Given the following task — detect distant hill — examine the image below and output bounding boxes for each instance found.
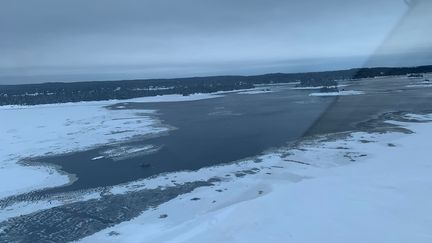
[1,65,431,106]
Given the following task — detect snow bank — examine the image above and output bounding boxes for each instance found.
[309,90,364,96]
[81,114,432,243]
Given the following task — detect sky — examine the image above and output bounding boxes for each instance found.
[0,0,431,84]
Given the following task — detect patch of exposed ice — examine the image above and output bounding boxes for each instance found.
[309,90,364,96]
[0,190,101,222]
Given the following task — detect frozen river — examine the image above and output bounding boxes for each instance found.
[34,76,432,194]
[41,85,333,193]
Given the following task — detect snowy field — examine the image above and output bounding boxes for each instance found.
[0,93,220,199]
[80,113,432,243]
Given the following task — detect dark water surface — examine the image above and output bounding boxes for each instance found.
[41,86,334,194]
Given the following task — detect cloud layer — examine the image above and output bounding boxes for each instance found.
[1,0,430,83]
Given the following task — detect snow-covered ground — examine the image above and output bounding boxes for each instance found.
[309,90,365,96]
[0,93,220,199]
[81,114,432,243]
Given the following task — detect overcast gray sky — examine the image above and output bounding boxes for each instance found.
[0,0,431,84]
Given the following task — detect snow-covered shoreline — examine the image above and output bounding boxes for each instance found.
[80,112,432,243]
[0,93,221,199]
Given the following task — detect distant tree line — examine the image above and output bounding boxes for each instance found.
[0,65,431,106]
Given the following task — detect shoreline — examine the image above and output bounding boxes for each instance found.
[79,111,432,243]
[2,110,431,242]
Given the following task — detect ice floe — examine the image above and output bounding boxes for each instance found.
[100,145,161,161]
